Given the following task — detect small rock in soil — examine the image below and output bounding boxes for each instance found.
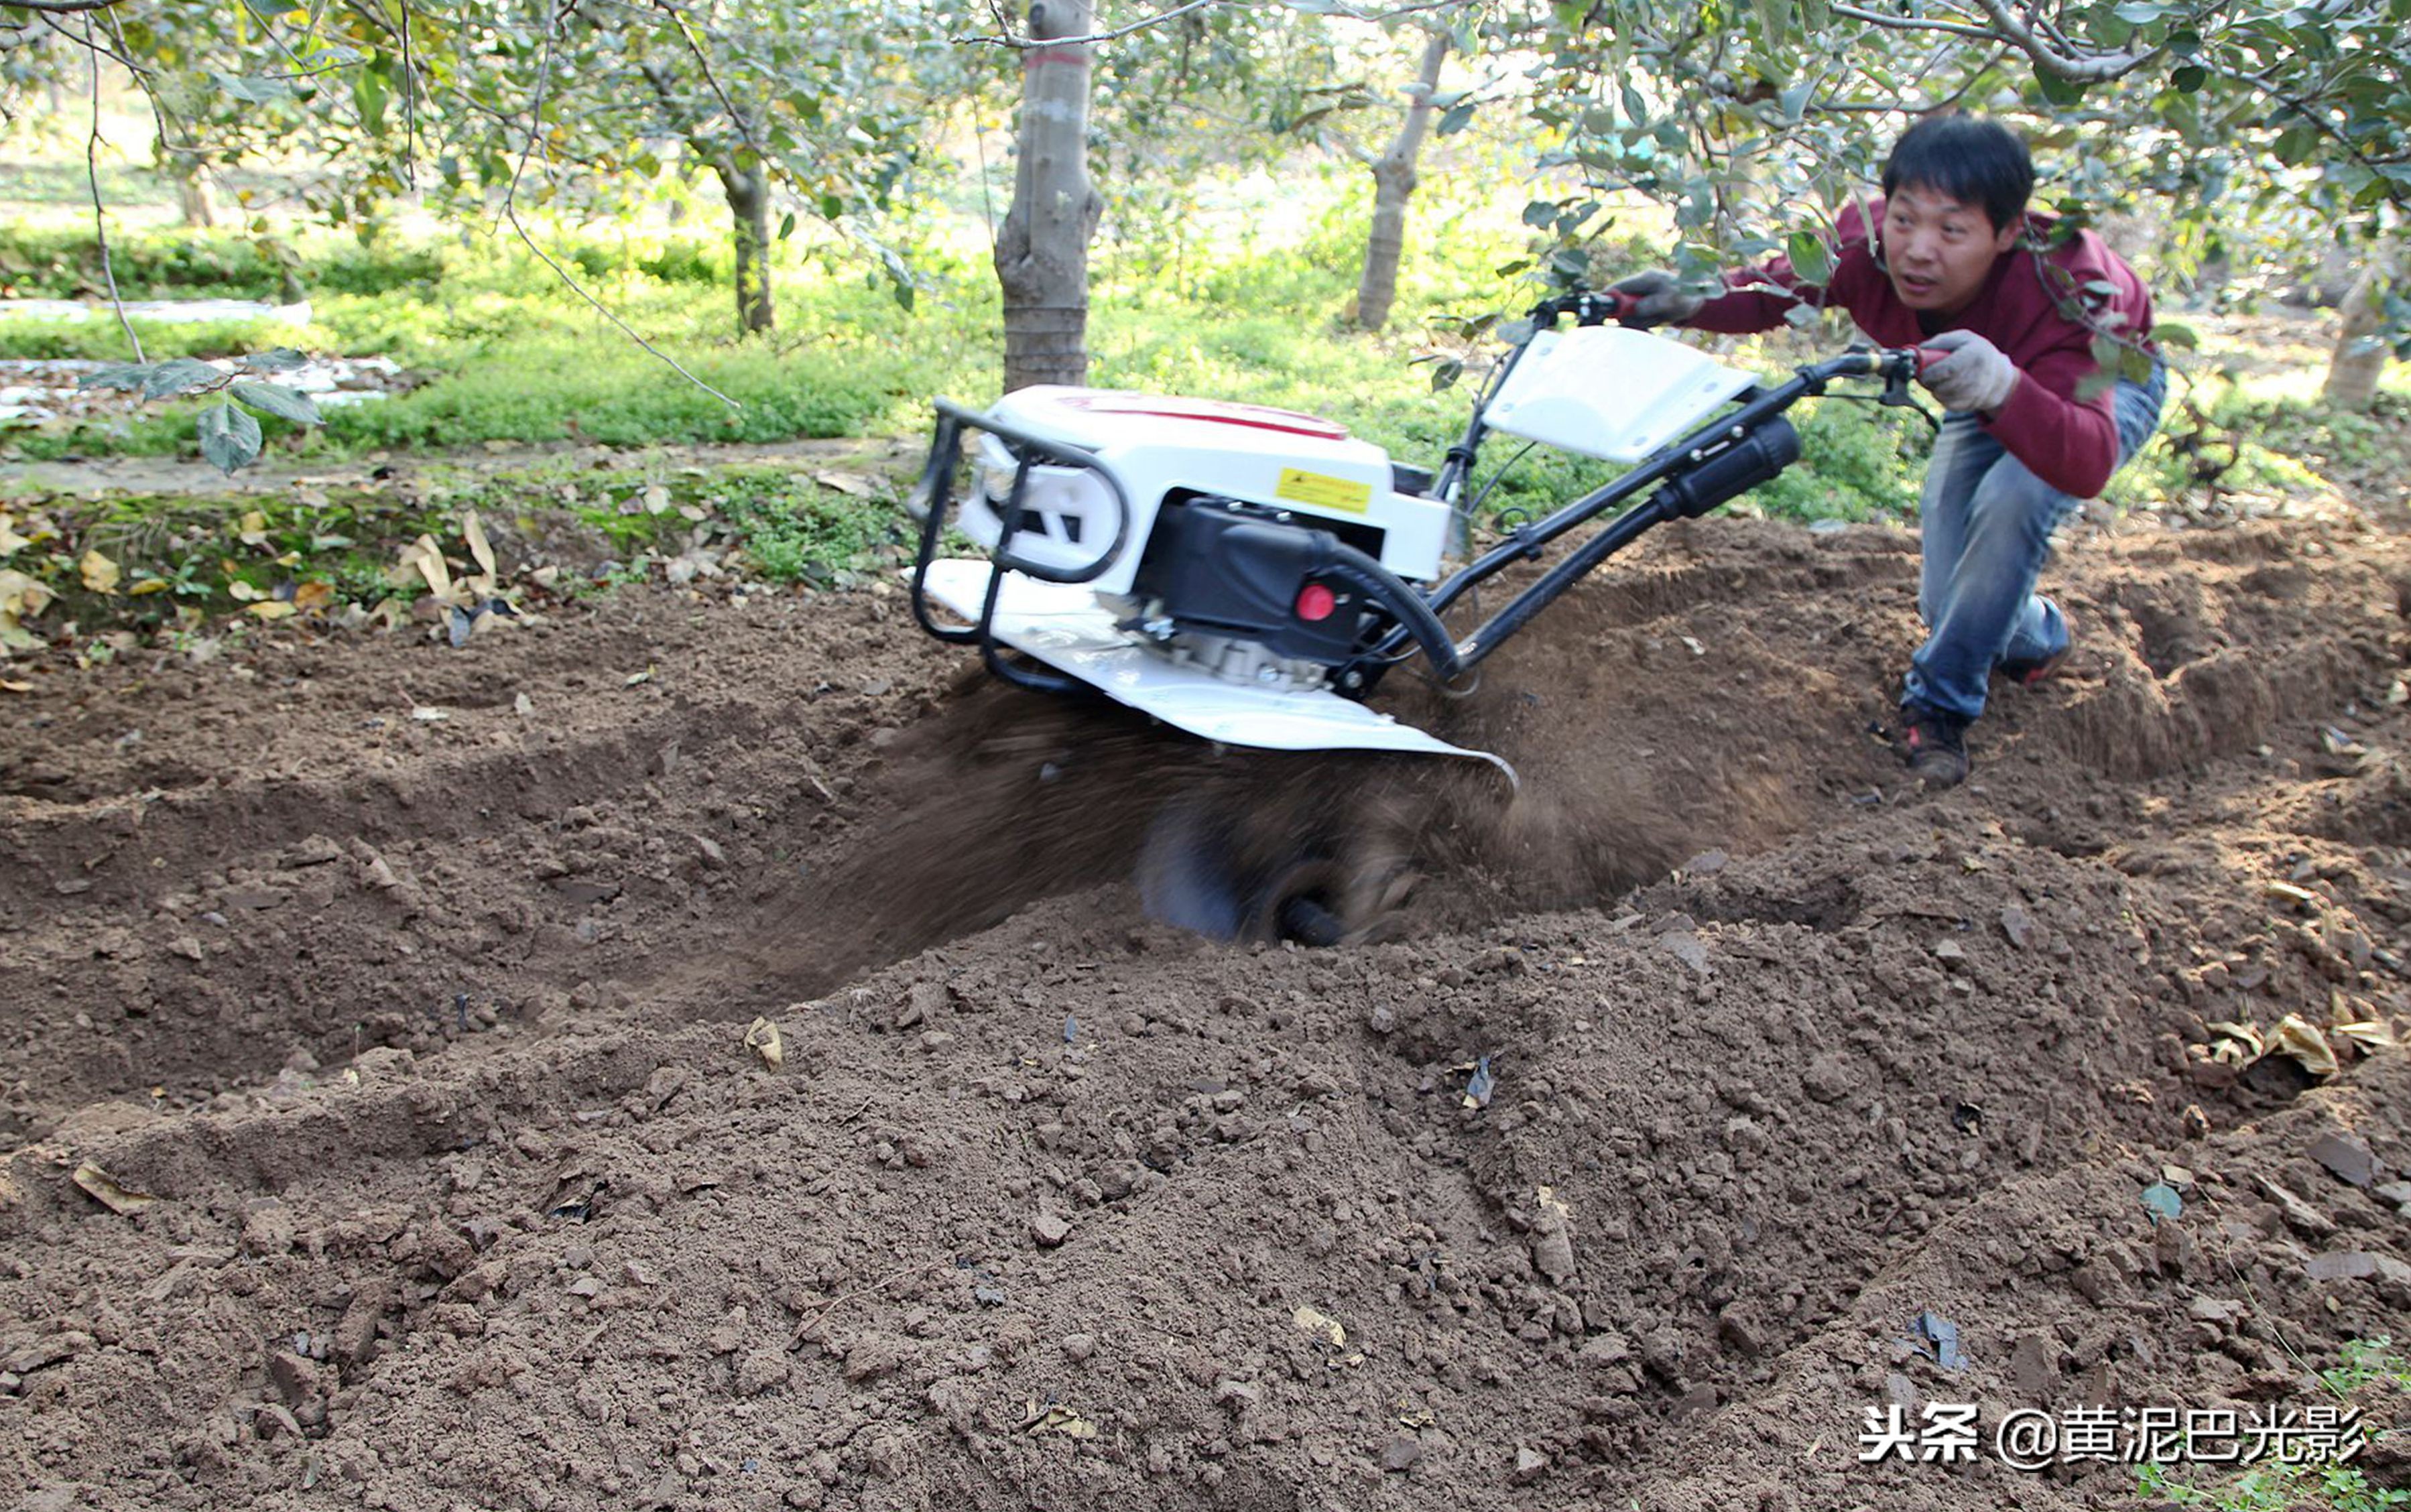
[1380,1432,1422,1472]
[2308,1132,2379,1188]
[1030,1212,1070,1249]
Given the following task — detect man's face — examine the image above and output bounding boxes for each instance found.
[1879,182,2020,315]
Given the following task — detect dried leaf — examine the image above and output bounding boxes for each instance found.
[814,470,876,497]
[2274,1014,2341,1078]
[462,509,497,580]
[2265,881,2321,911]
[743,1017,784,1071]
[293,581,334,611]
[72,1162,155,1215]
[642,484,672,515]
[247,601,296,620]
[0,569,54,619]
[625,666,655,687]
[0,514,29,555]
[2335,1020,2396,1053]
[0,679,32,694]
[79,548,120,594]
[238,510,269,546]
[1293,1306,1347,1348]
[227,580,263,603]
[127,578,170,596]
[1021,1404,1098,1439]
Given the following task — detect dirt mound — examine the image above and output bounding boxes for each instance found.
[4,510,2410,1509]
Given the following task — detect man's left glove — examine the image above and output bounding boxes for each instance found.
[1917,330,2020,415]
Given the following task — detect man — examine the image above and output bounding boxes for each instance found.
[1611,113,2164,787]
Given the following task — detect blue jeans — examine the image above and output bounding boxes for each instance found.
[1902,364,2167,724]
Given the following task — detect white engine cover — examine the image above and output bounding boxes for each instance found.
[954,387,1452,595]
[1482,326,1756,463]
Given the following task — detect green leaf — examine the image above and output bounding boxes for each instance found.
[1755,0,1789,46]
[2111,0,2165,20]
[209,72,294,105]
[1522,198,1561,229]
[2074,371,2115,401]
[778,211,797,241]
[2171,63,2207,92]
[1428,357,1465,392]
[356,68,389,136]
[196,401,264,475]
[1786,230,1833,286]
[241,348,308,373]
[1437,102,1475,135]
[78,363,150,393]
[2149,320,2199,349]
[1779,81,1812,123]
[2036,71,2087,107]
[143,357,225,399]
[231,380,323,426]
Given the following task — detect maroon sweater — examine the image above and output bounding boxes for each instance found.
[1688,198,2156,497]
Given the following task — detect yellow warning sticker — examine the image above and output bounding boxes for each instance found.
[1276,468,1372,515]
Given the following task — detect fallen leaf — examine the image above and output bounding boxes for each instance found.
[1293,1306,1347,1348]
[0,513,29,555]
[72,1162,155,1215]
[0,568,53,619]
[127,578,170,596]
[79,548,120,594]
[1021,1404,1099,1439]
[247,601,296,620]
[2265,881,2321,911]
[0,679,31,693]
[2274,1014,2341,1078]
[239,511,269,546]
[2335,1020,2396,1054]
[462,510,497,580]
[743,1017,784,1072]
[227,580,263,602]
[678,504,707,521]
[642,484,672,515]
[814,470,876,497]
[625,666,655,687]
[293,581,334,611]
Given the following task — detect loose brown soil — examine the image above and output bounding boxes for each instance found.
[5,496,2411,1511]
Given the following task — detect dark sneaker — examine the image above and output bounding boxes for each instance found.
[1896,702,1970,788]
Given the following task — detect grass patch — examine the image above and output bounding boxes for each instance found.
[2126,1338,2411,1511]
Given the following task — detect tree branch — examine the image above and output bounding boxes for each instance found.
[80,15,140,363]
[1827,3,1996,42]
[4,0,126,13]
[503,0,739,409]
[1967,0,2158,82]
[955,0,1220,50]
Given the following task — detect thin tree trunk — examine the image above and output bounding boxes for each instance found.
[1353,30,1449,332]
[995,0,1102,391]
[172,149,217,230]
[2323,251,2394,411]
[715,159,776,336]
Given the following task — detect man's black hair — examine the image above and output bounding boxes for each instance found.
[1881,115,2034,231]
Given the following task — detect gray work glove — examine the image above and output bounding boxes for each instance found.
[1918,329,2020,415]
[1607,270,1704,330]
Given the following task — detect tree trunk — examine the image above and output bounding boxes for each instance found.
[1353,31,1449,332]
[995,0,1102,391]
[172,149,218,230]
[714,158,776,337]
[2323,251,2394,412]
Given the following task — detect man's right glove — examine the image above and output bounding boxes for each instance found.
[1607,271,1704,330]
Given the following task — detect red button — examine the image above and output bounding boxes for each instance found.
[1295,582,1336,621]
